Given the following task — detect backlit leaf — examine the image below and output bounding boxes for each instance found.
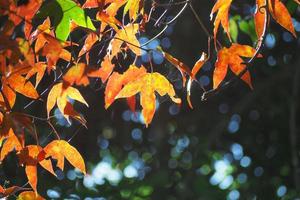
[210,0,233,42]
[187,52,208,108]
[116,72,181,126]
[17,191,45,200]
[18,145,55,192]
[47,83,88,124]
[43,140,86,174]
[38,0,96,41]
[268,0,296,37]
[109,23,142,58]
[105,65,147,109]
[213,44,262,89]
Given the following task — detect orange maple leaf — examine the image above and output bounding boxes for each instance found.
[78,32,99,62]
[268,0,296,37]
[30,17,53,52]
[98,55,115,83]
[25,62,47,87]
[18,145,55,192]
[63,63,104,87]
[1,65,39,109]
[82,0,106,9]
[40,34,72,71]
[0,129,23,161]
[254,0,296,42]
[213,44,262,89]
[115,72,181,126]
[108,23,142,58]
[210,0,233,42]
[30,18,71,71]
[254,0,267,42]
[47,83,88,124]
[43,140,86,174]
[105,65,147,109]
[8,0,42,39]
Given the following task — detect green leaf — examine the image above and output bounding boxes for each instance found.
[38,0,95,41]
[286,0,298,14]
[238,19,257,43]
[229,18,238,42]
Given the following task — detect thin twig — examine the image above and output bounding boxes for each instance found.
[142,1,189,47]
[47,120,60,140]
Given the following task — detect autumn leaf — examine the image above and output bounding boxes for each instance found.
[78,32,99,61]
[0,129,23,161]
[47,83,88,124]
[63,63,104,87]
[39,34,72,70]
[124,0,143,21]
[187,52,208,108]
[30,17,55,52]
[268,0,296,37]
[30,19,72,70]
[162,50,192,87]
[115,72,181,126]
[25,62,47,87]
[38,0,96,41]
[98,55,115,83]
[254,0,267,42]
[254,0,296,41]
[82,0,105,9]
[0,185,30,198]
[1,65,39,108]
[18,145,55,192]
[17,191,45,200]
[210,0,233,42]
[105,65,147,109]
[30,17,53,53]
[127,95,136,113]
[96,0,127,31]
[8,0,42,38]
[43,140,86,174]
[0,111,34,139]
[97,10,122,32]
[109,23,142,58]
[213,43,262,89]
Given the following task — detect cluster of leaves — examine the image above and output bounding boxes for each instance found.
[0,0,298,198]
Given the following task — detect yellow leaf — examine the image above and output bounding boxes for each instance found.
[47,83,88,124]
[116,72,181,126]
[44,140,86,174]
[109,23,141,58]
[105,65,147,109]
[213,44,262,89]
[18,191,45,200]
[210,0,233,42]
